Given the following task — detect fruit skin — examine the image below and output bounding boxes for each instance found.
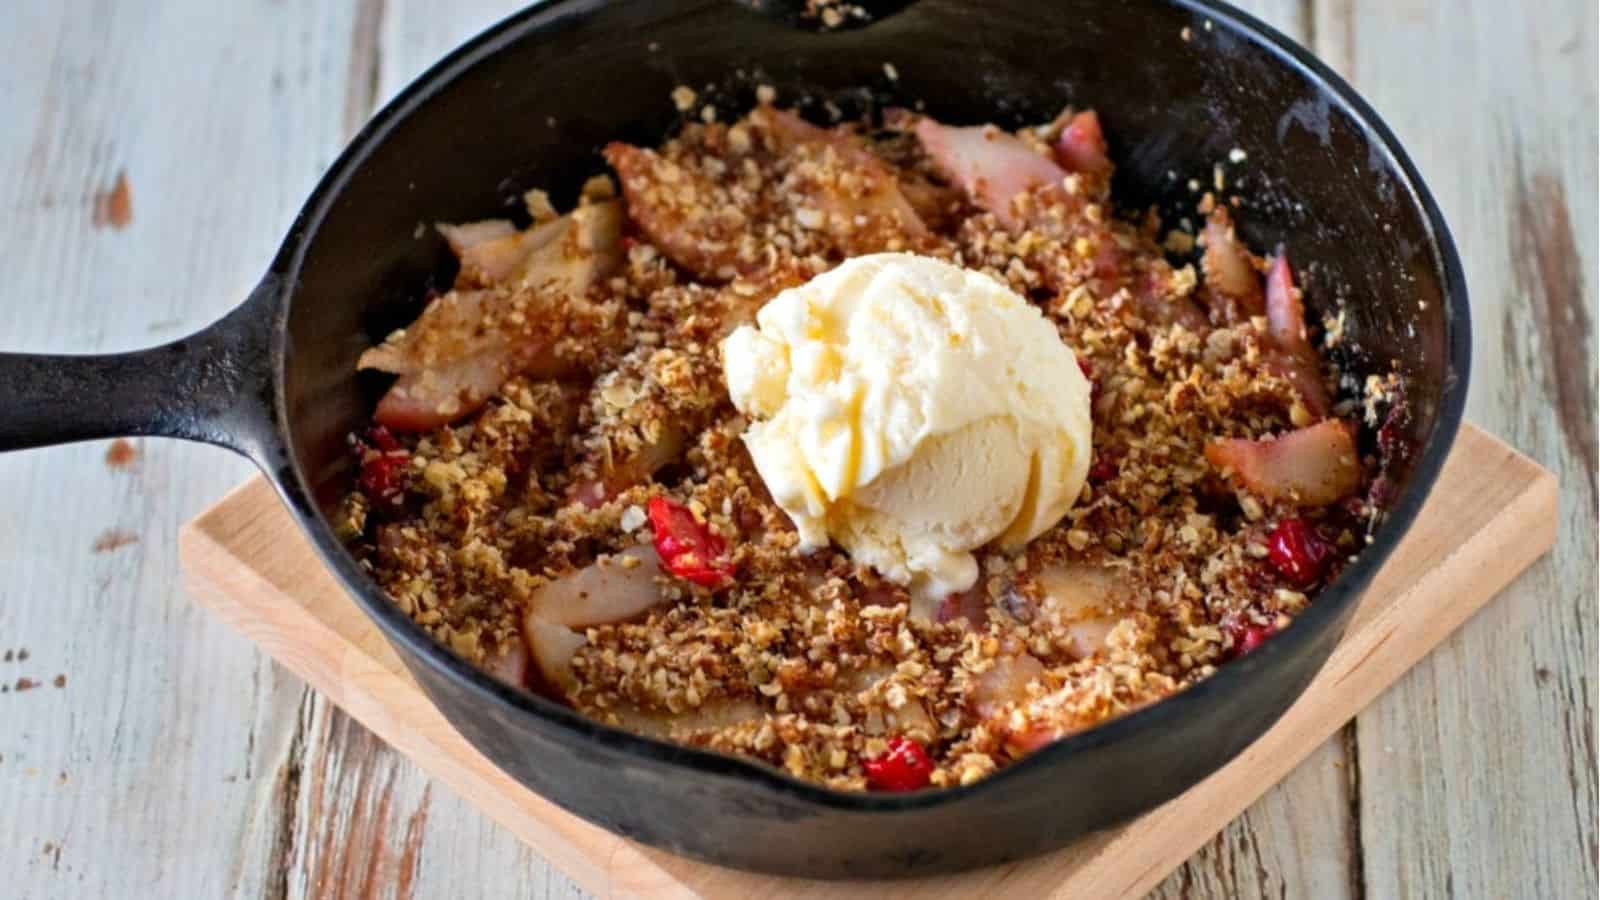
[936,586,988,629]
[357,426,409,506]
[1239,623,1273,655]
[1224,617,1276,658]
[647,496,733,587]
[864,736,935,792]
[1087,453,1119,483]
[1266,518,1334,588]
[1204,420,1361,507]
[1053,110,1111,177]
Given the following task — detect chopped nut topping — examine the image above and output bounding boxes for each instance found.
[344,99,1387,791]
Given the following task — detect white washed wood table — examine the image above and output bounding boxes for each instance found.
[0,2,1593,897]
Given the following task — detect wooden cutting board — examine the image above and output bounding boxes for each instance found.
[179,423,1555,899]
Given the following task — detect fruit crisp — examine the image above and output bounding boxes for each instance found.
[340,97,1405,792]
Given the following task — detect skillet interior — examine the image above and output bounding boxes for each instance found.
[272,0,1467,877]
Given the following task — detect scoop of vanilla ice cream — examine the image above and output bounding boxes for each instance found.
[722,252,1093,607]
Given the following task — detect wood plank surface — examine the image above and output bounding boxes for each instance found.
[264,4,603,898]
[1320,3,1599,898]
[178,426,1557,900]
[0,1,1593,898]
[0,3,359,898]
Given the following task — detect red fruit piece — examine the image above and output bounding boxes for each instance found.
[1202,207,1265,319]
[365,425,402,453]
[1264,252,1310,356]
[936,585,989,629]
[1266,518,1334,587]
[1088,452,1119,483]
[647,496,733,587]
[1261,251,1331,418]
[1365,475,1397,510]
[1053,110,1112,177]
[1226,618,1275,656]
[863,736,934,792]
[357,426,409,505]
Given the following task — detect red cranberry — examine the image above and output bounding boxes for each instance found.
[1266,518,1333,587]
[647,496,733,587]
[1366,475,1397,510]
[1225,617,1275,657]
[364,425,402,453]
[357,426,409,506]
[1088,453,1119,483]
[863,736,934,792]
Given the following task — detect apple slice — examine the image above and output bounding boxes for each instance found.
[360,198,624,431]
[969,653,1046,719]
[567,420,688,509]
[752,106,929,241]
[1201,207,1265,321]
[1032,562,1131,660]
[482,638,530,689]
[1205,419,1361,506]
[605,697,768,740]
[914,118,1067,230]
[848,666,937,740]
[526,546,666,628]
[1261,251,1331,418]
[523,618,586,695]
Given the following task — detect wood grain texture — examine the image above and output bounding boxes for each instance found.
[0,3,358,898]
[1,1,1593,898]
[1320,2,1599,898]
[179,427,1556,899]
[254,4,604,899]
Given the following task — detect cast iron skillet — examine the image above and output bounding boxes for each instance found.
[0,0,1468,878]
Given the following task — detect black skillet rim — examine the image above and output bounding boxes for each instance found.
[263,0,1472,813]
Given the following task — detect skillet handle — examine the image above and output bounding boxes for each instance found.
[0,277,282,460]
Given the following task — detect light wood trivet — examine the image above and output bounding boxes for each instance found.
[180,424,1556,898]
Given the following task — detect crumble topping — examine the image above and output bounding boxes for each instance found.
[343,100,1395,791]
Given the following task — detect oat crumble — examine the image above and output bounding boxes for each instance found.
[343,99,1403,792]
